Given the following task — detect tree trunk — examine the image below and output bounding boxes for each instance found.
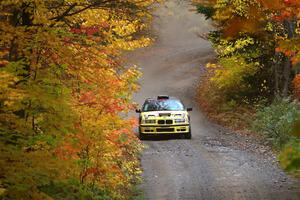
[278,18,297,97]
[273,53,281,98]
[282,57,291,97]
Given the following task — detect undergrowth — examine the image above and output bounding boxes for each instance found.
[197,72,300,176]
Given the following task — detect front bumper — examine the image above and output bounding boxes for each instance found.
[139,124,190,134]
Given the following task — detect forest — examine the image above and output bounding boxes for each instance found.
[0,0,160,199]
[194,0,300,175]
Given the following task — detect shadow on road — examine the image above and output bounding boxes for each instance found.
[137,134,189,141]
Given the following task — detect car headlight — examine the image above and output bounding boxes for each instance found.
[144,119,156,124]
[175,119,186,123]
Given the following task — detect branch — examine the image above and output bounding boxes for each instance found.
[50,3,77,21]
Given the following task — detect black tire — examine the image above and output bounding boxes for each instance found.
[138,127,146,140]
[184,125,192,139]
[139,132,146,140]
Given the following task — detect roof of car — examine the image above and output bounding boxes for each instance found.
[145,96,180,102]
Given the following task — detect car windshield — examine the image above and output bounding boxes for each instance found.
[142,99,184,112]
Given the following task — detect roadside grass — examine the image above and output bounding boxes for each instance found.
[130,185,144,200]
[252,99,300,177]
[197,72,300,177]
[252,99,300,149]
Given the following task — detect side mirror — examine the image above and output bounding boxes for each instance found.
[187,107,193,111]
[135,109,141,113]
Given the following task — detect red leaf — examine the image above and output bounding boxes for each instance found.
[79,91,96,105]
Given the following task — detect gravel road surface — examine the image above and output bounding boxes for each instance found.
[127,1,300,199]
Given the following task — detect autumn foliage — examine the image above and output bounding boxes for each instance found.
[293,74,300,99]
[194,0,300,174]
[0,0,160,199]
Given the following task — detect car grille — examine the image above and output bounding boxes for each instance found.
[157,128,174,132]
[157,119,173,125]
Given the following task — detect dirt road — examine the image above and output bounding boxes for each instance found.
[127,1,300,199]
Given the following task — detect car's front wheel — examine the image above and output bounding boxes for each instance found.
[138,127,146,140]
[184,125,192,139]
[139,133,146,140]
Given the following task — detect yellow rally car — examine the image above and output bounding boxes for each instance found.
[136,95,192,139]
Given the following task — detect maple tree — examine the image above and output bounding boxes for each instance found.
[194,0,300,98]
[0,0,160,199]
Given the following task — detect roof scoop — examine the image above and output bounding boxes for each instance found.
[157,95,169,100]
